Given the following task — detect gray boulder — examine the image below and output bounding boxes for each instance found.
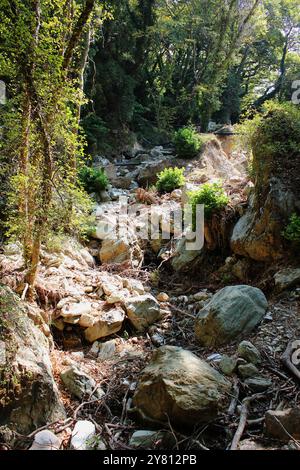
[195,285,268,347]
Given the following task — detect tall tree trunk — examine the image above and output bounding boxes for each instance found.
[19,86,32,267]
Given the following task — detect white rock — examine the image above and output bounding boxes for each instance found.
[29,430,61,450]
[71,420,96,450]
[61,302,92,319]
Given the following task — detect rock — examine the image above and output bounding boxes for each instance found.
[84,308,125,343]
[274,268,300,292]
[170,189,182,201]
[219,355,237,376]
[60,365,104,399]
[231,259,250,281]
[238,363,260,379]
[29,430,61,450]
[237,341,261,365]
[129,430,165,448]
[150,333,165,347]
[0,286,65,434]
[137,159,175,187]
[265,409,300,442]
[79,313,95,328]
[156,292,169,302]
[231,176,298,262]
[124,294,161,331]
[193,291,210,302]
[133,346,231,427]
[123,278,145,295]
[244,377,272,392]
[97,340,116,361]
[100,237,143,268]
[171,236,202,272]
[195,285,268,347]
[61,302,92,320]
[71,420,96,450]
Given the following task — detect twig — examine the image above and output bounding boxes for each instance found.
[21,283,29,300]
[230,393,265,450]
[228,378,239,416]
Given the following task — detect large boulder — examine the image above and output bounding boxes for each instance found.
[195,285,268,347]
[133,346,231,427]
[0,286,65,434]
[124,294,161,331]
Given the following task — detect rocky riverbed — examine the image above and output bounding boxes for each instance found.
[0,137,299,451]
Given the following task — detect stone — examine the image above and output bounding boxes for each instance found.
[238,363,260,379]
[129,430,165,449]
[52,318,65,331]
[193,291,210,302]
[0,340,6,366]
[79,313,95,328]
[170,189,182,201]
[237,341,261,365]
[171,236,202,272]
[244,377,272,392]
[265,409,300,442]
[219,355,237,376]
[0,286,65,434]
[84,308,125,343]
[231,176,298,262]
[274,268,300,292]
[133,346,231,427]
[61,302,92,319]
[71,420,96,450]
[60,365,104,399]
[97,340,116,361]
[156,292,169,302]
[29,430,61,450]
[123,278,145,295]
[100,237,143,268]
[195,285,268,347]
[137,159,175,187]
[124,294,161,331]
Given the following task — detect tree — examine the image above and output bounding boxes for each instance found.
[0,0,99,296]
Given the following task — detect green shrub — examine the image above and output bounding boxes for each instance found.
[174,127,203,159]
[189,182,229,225]
[79,166,109,194]
[156,167,185,193]
[283,213,300,243]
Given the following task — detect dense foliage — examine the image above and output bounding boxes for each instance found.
[174,128,203,159]
[82,0,300,153]
[156,167,185,194]
[79,166,109,194]
[189,182,229,221]
[283,213,300,244]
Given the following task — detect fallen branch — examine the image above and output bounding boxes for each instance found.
[230,393,265,450]
[281,341,300,382]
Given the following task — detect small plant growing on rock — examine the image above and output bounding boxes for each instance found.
[156,167,185,193]
[173,127,203,158]
[79,166,109,194]
[189,182,229,222]
[283,213,300,244]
